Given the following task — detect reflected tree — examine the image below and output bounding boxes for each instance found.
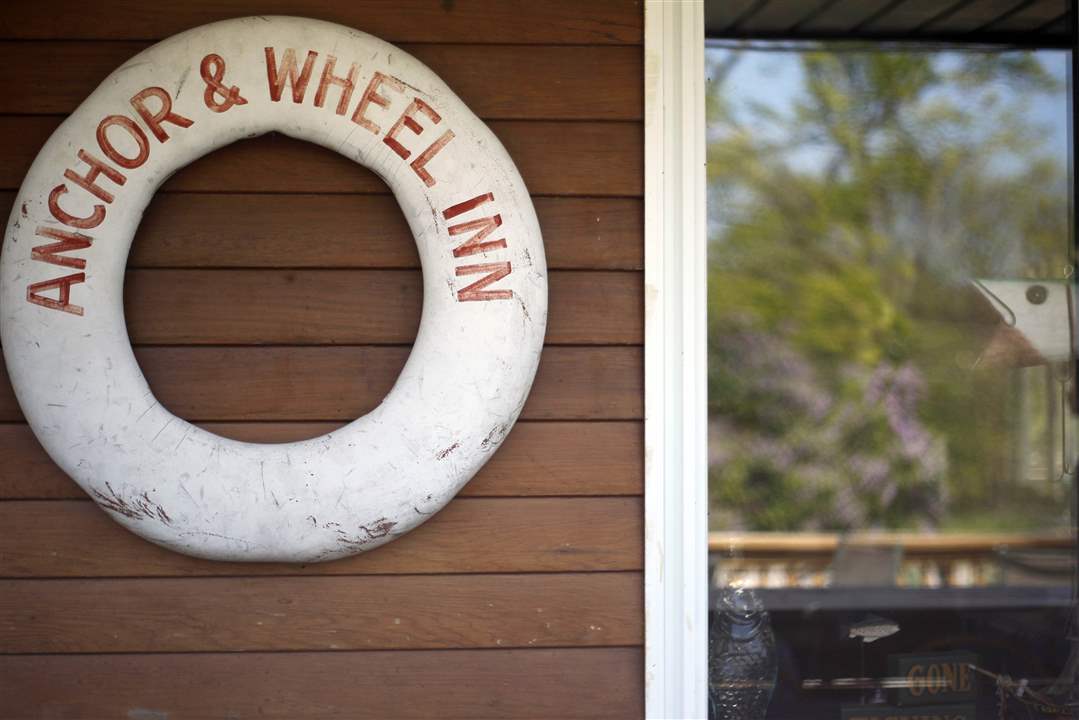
[707,46,1071,532]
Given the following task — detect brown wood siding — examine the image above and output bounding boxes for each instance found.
[0,2,644,718]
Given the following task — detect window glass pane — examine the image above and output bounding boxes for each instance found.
[707,42,1076,719]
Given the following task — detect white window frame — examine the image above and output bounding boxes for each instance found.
[643,7,1078,716]
[643,1,709,718]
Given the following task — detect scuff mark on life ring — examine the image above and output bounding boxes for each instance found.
[436,441,460,460]
[481,423,508,450]
[335,517,399,550]
[91,482,173,525]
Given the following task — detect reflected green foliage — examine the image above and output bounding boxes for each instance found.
[707,46,1072,532]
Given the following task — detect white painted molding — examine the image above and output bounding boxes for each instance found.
[643,1,708,718]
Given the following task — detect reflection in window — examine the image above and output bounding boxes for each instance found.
[706,43,1076,719]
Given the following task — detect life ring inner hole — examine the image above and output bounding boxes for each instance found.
[121,133,423,444]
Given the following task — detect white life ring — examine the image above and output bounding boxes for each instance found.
[1,17,547,562]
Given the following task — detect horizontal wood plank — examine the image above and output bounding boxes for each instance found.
[0,42,641,120]
[0,346,643,421]
[218,194,632,269]
[0,648,644,719]
[0,572,642,652]
[121,269,641,345]
[0,0,643,45]
[1,193,643,270]
[0,420,642,498]
[189,195,636,268]
[0,117,643,196]
[0,497,643,576]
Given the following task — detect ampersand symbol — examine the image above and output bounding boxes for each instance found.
[200,54,248,113]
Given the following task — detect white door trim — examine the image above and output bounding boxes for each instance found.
[643,1,708,717]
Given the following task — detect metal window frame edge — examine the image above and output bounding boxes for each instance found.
[644,1,708,718]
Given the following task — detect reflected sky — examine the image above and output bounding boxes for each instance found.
[707,42,1070,177]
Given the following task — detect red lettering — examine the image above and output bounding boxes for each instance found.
[383,98,440,160]
[96,115,149,169]
[31,227,92,269]
[443,192,495,220]
[63,149,125,204]
[449,215,505,258]
[410,129,455,187]
[48,184,104,229]
[26,273,85,316]
[455,262,513,302]
[200,54,248,112]
[130,87,193,143]
[443,194,506,257]
[352,72,404,134]
[314,54,358,115]
[265,48,318,103]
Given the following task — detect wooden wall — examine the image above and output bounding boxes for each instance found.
[0,2,644,717]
